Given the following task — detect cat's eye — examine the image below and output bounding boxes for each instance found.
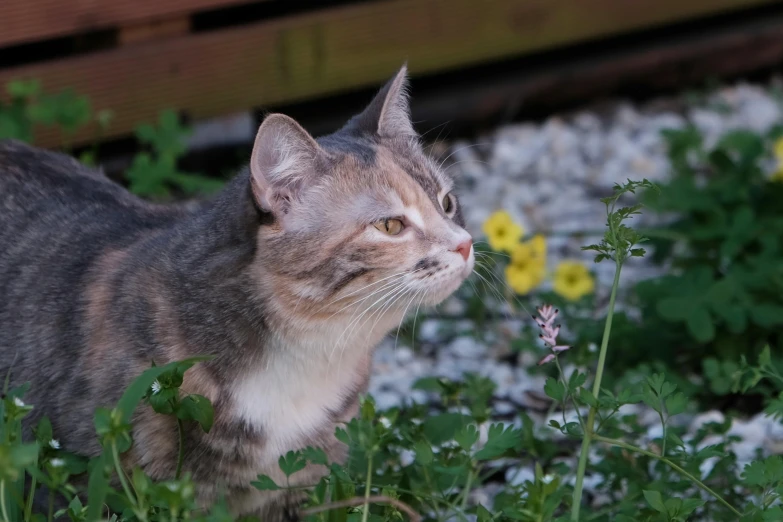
[442,193,455,214]
[374,218,404,236]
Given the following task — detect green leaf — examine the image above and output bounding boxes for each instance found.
[413,440,434,465]
[454,424,479,452]
[686,308,716,343]
[278,450,307,478]
[302,446,328,466]
[643,490,667,514]
[665,392,687,417]
[86,453,110,522]
[657,297,693,322]
[116,356,211,425]
[250,475,280,491]
[177,394,214,433]
[679,498,706,517]
[750,304,783,327]
[759,346,772,368]
[544,378,566,403]
[422,413,469,445]
[578,388,598,408]
[475,423,519,460]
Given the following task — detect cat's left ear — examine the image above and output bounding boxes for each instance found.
[250,114,323,221]
[352,64,416,139]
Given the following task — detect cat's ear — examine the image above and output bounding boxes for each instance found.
[250,114,322,218]
[352,64,416,139]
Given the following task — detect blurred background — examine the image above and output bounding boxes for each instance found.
[4,0,783,517]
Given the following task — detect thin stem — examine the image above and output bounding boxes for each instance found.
[47,488,53,522]
[361,455,374,522]
[302,495,420,522]
[460,467,474,509]
[571,258,623,521]
[24,475,37,522]
[176,419,185,480]
[112,442,134,502]
[555,357,586,430]
[1,480,10,522]
[659,410,668,457]
[111,440,147,522]
[592,435,742,517]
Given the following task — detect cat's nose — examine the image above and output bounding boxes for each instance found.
[453,239,473,262]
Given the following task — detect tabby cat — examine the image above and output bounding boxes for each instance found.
[0,65,474,519]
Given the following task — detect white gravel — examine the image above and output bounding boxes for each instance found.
[367,79,783,497]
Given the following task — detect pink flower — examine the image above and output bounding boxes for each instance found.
[533,304,570,365]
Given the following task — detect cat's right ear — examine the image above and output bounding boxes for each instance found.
[250,114,323,221]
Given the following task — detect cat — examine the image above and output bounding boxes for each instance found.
[0,65,474,519]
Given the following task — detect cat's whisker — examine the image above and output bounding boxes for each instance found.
[362,284,418,362]
[320,267,426,319]
[320,270,413,309]
[478,262,533,317]
[471,266,508,306]
[320,273,413,321]
[435,142,492,173]
[329,279,411,362]
[409,290,427,351]
[394,288,424,351]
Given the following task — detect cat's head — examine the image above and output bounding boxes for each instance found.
[250,65,473,326]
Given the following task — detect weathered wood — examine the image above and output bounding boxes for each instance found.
[0,0,247,47]
[118,17,191,46]
[0,0,779,148]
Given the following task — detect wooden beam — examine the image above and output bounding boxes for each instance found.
[0,0,778,148]
[0,0,247,47]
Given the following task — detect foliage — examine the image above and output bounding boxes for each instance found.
[3,80,783,521]
[0,80,223,199]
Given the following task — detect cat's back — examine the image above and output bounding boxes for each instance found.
[0,140,187,347]
[0,139,188,247]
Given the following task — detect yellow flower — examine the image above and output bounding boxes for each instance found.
[553,261,595,301]
[482,210,523,253]
[771,137,783,182]
[505,239,546,295]
[529,234,547,263]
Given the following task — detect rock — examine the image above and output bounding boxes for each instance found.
[449,337,486,359]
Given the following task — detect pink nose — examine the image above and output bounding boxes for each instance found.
[454,239,472,261]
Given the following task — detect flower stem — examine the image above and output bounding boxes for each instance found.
[176,419,185,480]
[1,480,10,522]
[460,467,474,509]
[361,455,374,522]
[592,435,742,517]
[112,440,148,522]
[24,475,36,522]
[112,442,135,505]
[571,258,622,521]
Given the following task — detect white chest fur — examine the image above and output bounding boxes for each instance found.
[230,330,371,468]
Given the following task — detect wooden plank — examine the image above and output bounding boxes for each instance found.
[0,0,779,148]
[0,0,247,47]
[119,17,191,46]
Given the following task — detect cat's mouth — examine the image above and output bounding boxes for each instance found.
[413,253,474,307]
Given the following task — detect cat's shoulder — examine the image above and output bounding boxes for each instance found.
[0,139,146,207]
[0,139,112,184]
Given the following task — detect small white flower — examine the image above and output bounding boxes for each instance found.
[166,482,180,492]
[379,417,392,429]
[151,380,161,395]
[49,439,61,450]
[542,474,556,484]
[50,458,65,468]
[13,397,25,408]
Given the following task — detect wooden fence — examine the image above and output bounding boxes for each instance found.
[0,0,779,148]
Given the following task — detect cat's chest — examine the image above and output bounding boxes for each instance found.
[230,337,369,463]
